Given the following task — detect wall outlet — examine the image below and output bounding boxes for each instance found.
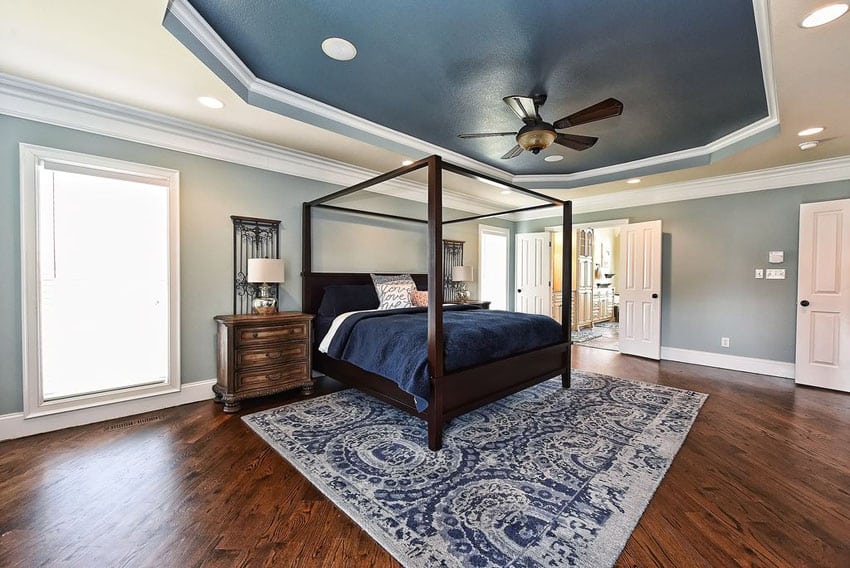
[765,268,786,280]
[721,337,730,348]
[754,268,764,279]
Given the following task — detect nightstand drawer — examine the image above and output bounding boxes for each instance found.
[236,342,307,370]
[236,322,308,346]
[236,361,309,391]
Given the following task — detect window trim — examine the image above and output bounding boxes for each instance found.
[19,144,181,418]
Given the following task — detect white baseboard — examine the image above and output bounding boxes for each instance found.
[0,379,216,442]
[660,347,795,379]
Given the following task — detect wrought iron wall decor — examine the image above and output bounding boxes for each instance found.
[442,239,464,300]
[232,215,281,315]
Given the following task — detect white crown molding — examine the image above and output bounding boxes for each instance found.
[164,0,780,189]
[2,71,845,223]
[0,379,216,442]
[0,73,501,214]
[166,0,255,87]
[570,156,850,215]
[509,155,850,221]
[660,347,795,379]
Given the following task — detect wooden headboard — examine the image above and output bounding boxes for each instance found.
[302,272,429,315]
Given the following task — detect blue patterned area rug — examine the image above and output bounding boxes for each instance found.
[243,371,707,568]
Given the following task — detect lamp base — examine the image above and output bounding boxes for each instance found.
[252,283,277,314]
[455,285,470,303]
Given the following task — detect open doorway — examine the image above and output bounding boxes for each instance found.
[547,220,626,352]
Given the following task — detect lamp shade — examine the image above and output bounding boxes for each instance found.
[451,265,473,282]
[247,258,285,283]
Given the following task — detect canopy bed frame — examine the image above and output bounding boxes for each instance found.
[302,155,572,450]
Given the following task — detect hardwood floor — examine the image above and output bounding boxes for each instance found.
[1,347,849,567]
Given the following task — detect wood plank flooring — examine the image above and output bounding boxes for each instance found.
[1,347,849,567]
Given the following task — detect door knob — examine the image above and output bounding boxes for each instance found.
[652,293,659,299]
[800,300,810,307]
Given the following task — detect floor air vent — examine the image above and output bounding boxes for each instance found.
[105,415,165,431]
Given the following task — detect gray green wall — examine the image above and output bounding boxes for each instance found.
[517,181,850,362]
[0,114,344,415]
[0,115,514,415]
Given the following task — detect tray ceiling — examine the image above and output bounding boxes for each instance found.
[163,0,775,187]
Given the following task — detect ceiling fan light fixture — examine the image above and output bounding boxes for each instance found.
[797,126,825,136]
[798,140,820,150]
[517,127,557,154]
[801,3,848,27]
[321,37,357,61]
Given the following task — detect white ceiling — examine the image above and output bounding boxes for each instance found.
[1,0,848,204]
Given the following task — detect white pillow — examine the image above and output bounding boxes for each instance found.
[371,273,416,310]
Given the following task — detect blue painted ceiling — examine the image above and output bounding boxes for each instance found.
[182,0,767,176]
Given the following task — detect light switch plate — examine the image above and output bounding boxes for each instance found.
[768,250,784,263]
[755,268,764,279]
[765,268,786,280]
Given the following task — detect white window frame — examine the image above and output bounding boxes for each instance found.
[19,144,181,418]
[478,224,510,310]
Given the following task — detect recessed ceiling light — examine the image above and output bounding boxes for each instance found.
[799,140,820,150]
[626,178,642,184]
[797,126,825,137]
[500,189,513,195]
[801,3,848,27]
[197,96,224,109]
[321,37,357,61]
[401,159,414,166]
[544,155,564,162]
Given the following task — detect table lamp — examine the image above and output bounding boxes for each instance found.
[248,258,285,314]
[451,265,473,303]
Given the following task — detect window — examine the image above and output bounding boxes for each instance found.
[478,225,510,310]
[20,145,180,417]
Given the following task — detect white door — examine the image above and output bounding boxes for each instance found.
[795,199,850,391]
[515,232,551,316]
[618,220,662,359]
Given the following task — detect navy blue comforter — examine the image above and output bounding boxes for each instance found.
[325,306,564,411]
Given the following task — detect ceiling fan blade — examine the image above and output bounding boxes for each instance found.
[553,98,623,129]
[555,133,598,151]
[458,131,518,139]
[500,144,524,159]
[503,96,538,122]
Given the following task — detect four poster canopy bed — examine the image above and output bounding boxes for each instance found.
[302,155,572,450]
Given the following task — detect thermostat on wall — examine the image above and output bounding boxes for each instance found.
[768,250,784,264]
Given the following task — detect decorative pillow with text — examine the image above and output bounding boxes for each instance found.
[371,274,416,310]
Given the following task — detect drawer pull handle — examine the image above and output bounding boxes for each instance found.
[252,332,259,338]
[266,352,281,359]
[266,373,280,380]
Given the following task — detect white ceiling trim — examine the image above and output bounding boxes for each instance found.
[3,70,838,224]
[165,0,779,189]
[512,155,850,220]
[0,73,500,215]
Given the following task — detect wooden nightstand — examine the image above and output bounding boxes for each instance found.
[213,312,314,413]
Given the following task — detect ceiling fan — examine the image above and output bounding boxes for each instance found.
[458,95,623,159]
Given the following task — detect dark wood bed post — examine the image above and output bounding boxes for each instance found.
[426,155,445,451]
[302,203,312,275]
[562,201,572,388]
